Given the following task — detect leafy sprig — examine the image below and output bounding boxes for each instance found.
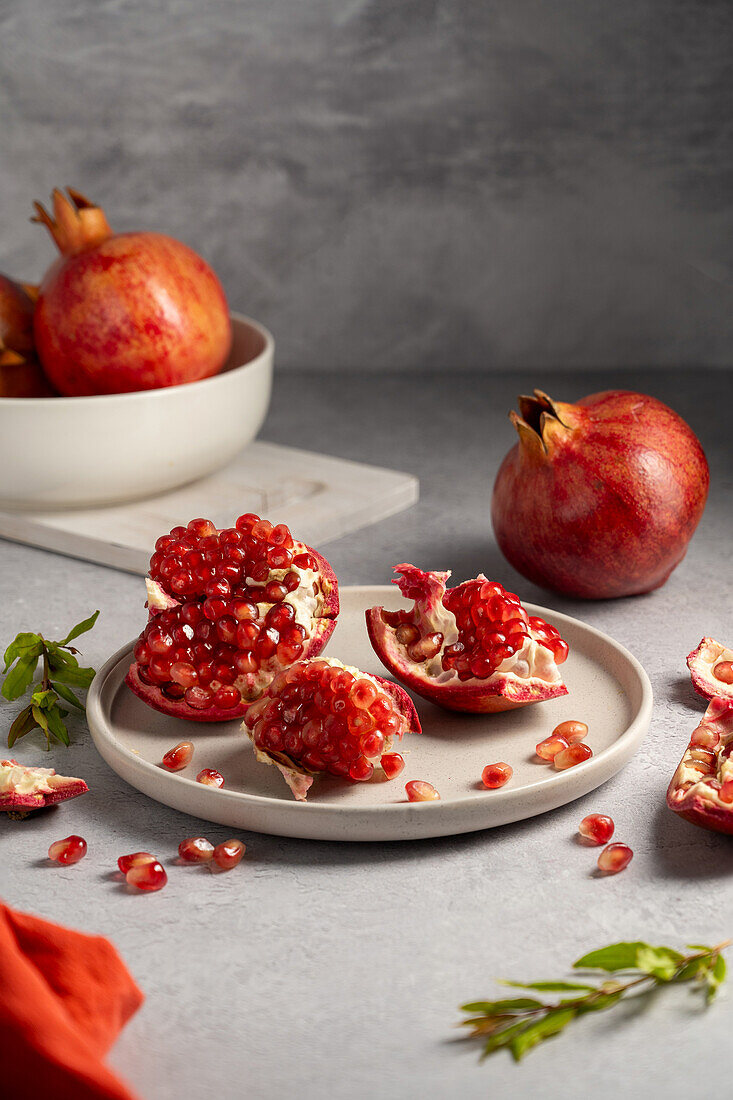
[460,939,729,1062]
[2,612,99,749]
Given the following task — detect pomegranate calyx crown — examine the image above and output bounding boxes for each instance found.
[511,389,574,458]
[32,187,112,257]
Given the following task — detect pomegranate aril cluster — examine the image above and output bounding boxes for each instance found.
[536,720,592,769]
[135,514,317,712]
[441,579,531,680]
[245,658,407,781]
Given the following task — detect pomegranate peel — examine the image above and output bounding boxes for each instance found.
[687,638,733,702]
[366,564,568,714]
[243,656,421,801]
[667,697,733,834]
[0,760,88,811]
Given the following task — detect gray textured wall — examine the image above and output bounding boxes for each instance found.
[1,0,731,371]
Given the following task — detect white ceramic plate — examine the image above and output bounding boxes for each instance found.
[87,587,652,842]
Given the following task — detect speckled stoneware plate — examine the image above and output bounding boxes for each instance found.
[87,586,652,842]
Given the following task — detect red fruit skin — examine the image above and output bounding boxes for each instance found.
[0,760,88,812]
[126,545,339,722]
[667,698,733,835]
[687,637,733,702]
[34,233,231,395]
[0,273,35,356]
[492,390,710,599]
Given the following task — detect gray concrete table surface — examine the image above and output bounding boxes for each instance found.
[1,368,732,1100]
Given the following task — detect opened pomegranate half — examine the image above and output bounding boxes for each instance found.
[0,760,88,812]
[244,656,421,800]
[366,564,569,713]
[667,697,733,834]
[687,638,733,702]
[126,513,339,721]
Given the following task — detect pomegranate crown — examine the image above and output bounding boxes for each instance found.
[510,389,573,457]
[32,187,112,256]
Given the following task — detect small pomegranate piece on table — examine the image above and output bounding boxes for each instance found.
[667,697,733,834]
[405,780,440,802]
[597,843,633,874]
[366,564,568,713]
[126,860,167,892]
[0,760,88,812]
[481,763,513,789]
[381,752,405,781]
[197,769,225,788]
[243,656,420,801]
[118,852,155,874]
[687,638,733,702]
[126,513,339,722]
[553,743,592,770]
[161,740,194,771]
[535,734,569,761]
[579,814,614,845]
[552,720,588,744]
[178,837,215,863]
[212,840,245,870]
[48,835,87,864]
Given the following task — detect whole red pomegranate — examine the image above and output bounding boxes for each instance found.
[491,389,709,599]
[32,188,232,395]
[0,273,35,357]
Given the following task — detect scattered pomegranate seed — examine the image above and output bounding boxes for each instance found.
[536,733,569,761]
[714,661,733,685]
[117,851,155,874]
[578,814,614,845]
[348,756,375,782]
[551,720,588,744]
[381,752,405,780]
[126,860,168,891]
[720,780,733,804]
[178,837,215,862]
[597,842,633,874]
[481,762,513,789]
[48,835,87,864]
[553,743,593,770]
[196,768,225,788]
[161,740,194,771]
[212,839,246,870]
[405,780,440,802]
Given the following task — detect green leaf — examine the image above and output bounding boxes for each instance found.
[44,703,70,747]
[510,1008,576,1061]
[46,662,95,690]
[462,998,543,1014]
[31,687,57,710]
[3,633,41,672]
[31,704,50,748]
[481,1020,533,1059]
[57,610,99,647]
[51,681,85,711]
[575,991,624,1014]
[705,954,727,1004]
[574,942,650,973]
[502,980,597,993]
[636,945,685,982]
[7,705,37,748]
[2,653,40,701]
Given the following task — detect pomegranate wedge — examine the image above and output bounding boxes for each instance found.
[687,637,733,702]
[366,565,568,713]
[243,657,421,800]
[0,760,88,812]
[126,514,339,721]
[667,697,733,834]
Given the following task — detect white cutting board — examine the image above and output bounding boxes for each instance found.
[0,441,418,574]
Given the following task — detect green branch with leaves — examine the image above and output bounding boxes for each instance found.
[2,612,100,749]
[460,939,729,1063]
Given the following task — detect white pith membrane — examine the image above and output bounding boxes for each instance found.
[242,657,411,801]
[687,637,733,700]
[668,697,733,810]
[0,760,84,799]
[146,547,329,703]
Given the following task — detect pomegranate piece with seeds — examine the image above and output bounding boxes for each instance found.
[381,752,405,780]
[118,851,155,874]
[578,814,614,845]
[126,860,167,892]
[212,839,245,870]
[196,768,224,788]
[597,843,633,874]
[366,565,568,713]
[667,697,733,834]
[48,835,87,864]
[481,762,513,789]
[126,513,339,722]
[161,740,194,771]
[0,760,88,812]
[244,656,420,800]
[179,837,215,863]
[687,638,733,702]
[553,743,592,770]
[405,780,440,802]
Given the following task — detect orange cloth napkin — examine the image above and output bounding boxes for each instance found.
[0,901,143,1100]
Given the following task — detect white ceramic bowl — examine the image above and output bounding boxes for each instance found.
[0,313,273,510]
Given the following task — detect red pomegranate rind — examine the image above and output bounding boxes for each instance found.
[667,697,733,834]
[366,565,568,714]
[126,515,339,722]
[243,657,421,800]
[0,760,88,811]
[687,638,733,702]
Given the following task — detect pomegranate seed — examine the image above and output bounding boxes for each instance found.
[178,837,215,862]
[597,842,633,874]
[536,733,569,760]
[117,851,156,874]
[552,720,588,744]
[714,661,733,685]
[690,724,720,749]
[48,835,87,864]
[126,860,168,891]
[212,839,246,870]
[719,780,733,803]
[349,756,374,782]
[186,686,213,709]
[161,740,194,771]
[578,814,614,845]
[214,685,241,709]
[381,752,405,780]
[395,624,419,645]
[405,780,440,802]
[481,762,513,789]
[553,743,593,770]
[197,768,225,788]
